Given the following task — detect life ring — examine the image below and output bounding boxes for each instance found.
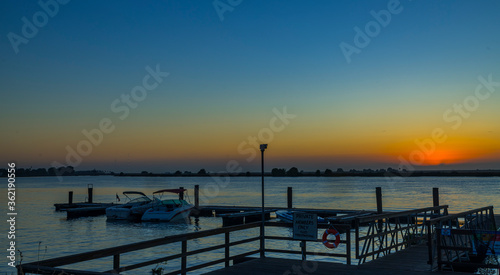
[322,228,340,249]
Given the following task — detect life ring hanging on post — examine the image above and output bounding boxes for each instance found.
[322,227,340,249]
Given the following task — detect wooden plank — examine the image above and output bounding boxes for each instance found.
[202,257,470,275]
[361,245,432,272]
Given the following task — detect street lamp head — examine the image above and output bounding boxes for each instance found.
[260,144,268,151]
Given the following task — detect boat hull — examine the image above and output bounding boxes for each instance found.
[106,202,157,220]
[141,205,193,222]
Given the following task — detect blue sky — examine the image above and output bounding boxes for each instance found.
[1,1,499,172]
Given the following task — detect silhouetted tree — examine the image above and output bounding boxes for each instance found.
[197,169,207,175]
[315,170,321,176]
[337,168,344,173]
[286,167,300,177]
[271,168,286,177]
[174,170,182,176]
[56,166,74,176]
[48,167,56,176]
[324,169,333,176]
[141,171,149,175]
[33,168,48,176]
[245,171,251,177]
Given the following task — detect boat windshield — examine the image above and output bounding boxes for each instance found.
[161,199,187,205]
[128,196,151,203]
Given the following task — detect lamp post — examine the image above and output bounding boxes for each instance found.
[260,144,267,258]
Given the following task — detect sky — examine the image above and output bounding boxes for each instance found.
[1,0,499,173]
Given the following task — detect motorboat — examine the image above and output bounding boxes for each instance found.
[275,210,327,223]
[141,189,194,222]
[106,191,159,220]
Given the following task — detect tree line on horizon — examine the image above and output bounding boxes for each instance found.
[2,166,499,178]
[0,165,400,177]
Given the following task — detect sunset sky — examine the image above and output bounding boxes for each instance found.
[1,0,499,173]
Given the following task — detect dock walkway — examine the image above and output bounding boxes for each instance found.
[202,257,470,275]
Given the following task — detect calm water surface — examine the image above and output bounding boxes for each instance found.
[2,176,499,274]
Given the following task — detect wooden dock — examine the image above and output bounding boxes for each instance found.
[203,256,471,275]
[20,187,499,274]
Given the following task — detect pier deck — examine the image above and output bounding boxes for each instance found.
[203,256,470,275]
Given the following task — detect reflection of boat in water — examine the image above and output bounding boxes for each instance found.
[141,189,194,222]
[275,210,327,223]
[106,191,159,220]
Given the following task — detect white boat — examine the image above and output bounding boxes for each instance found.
[275,210,327,223]
[141,189,194,222]
[106,191,159,220]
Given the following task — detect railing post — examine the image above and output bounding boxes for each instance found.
[426,221,433,269]
[181,240,187,275]
[436,228,442,271]
[68,191,73,205]
[225,232,230,267]
[300,241,307,261]
[355,219,360,260]
[179,187,184,200]
[346,226,351,265]
[113,254,120,271]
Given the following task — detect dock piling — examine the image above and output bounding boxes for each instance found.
[88,184,93,203]
[433,188,439,214]
[376,187,383,230]
[68,191,73,205]
[376,187,382,214]
[287,187,293,209]
[194,185,199,208]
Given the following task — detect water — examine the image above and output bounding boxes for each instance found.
[2,176,499,274]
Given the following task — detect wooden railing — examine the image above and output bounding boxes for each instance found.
[18,221,352,275]
[354,205,449,264]
[425,206,496,271]
[436,228,500,271]
[265,222,352,265]
[19,222,260,275]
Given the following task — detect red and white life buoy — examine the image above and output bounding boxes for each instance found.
[322,228,340,249]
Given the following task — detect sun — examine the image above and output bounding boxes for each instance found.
[421,150,468,166]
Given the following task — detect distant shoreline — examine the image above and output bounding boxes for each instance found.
[115,170,500,177]
[3,169,499,178]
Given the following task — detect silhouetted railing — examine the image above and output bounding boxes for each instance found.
[355,205,449,264]
[18,221,352,275]
[426,206,496,271]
